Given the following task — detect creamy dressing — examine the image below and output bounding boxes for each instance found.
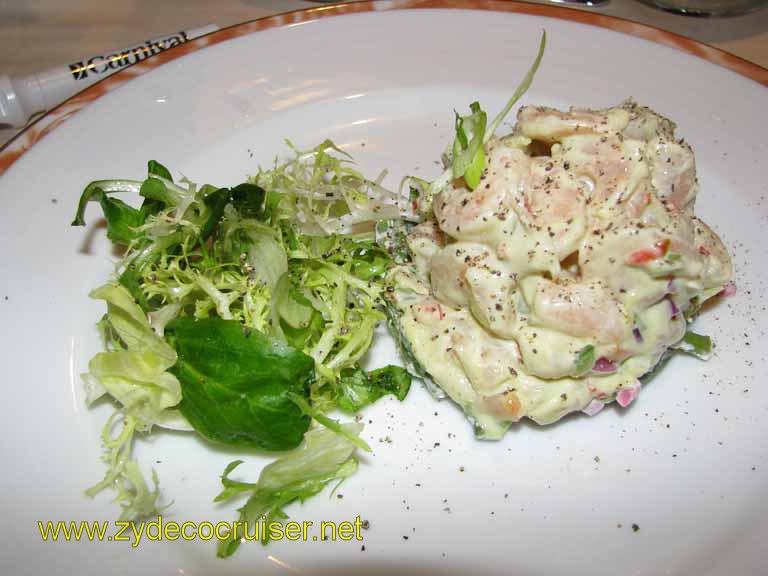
[389,101,732,437]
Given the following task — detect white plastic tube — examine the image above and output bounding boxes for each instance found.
[0,24,218,128]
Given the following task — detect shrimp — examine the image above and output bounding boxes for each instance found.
[620,100,676,142]
[483,141,589,261]
[514,323,607,379]
[440,137,589,260]
[432,144,526,243]
[693,218,733,289]
[521,102,698,214]
[428,243,483,309]
[524,157,588,259]
[429,242,518,338]
[520,275,631,344]
[647,137,698,212]
[406,220,445,274]
[516,105,630,142]
[558,133,651,213]
[518,102,699,222]
[411,298,446,327]
[619,101,698,210]
[449,317,522,394]
[579,223,670,308]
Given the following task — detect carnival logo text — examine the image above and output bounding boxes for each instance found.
[68,31,190,80]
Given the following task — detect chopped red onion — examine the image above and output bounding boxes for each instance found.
[633,327,643,343]
[667,278,676,293]
[593,357,617,373]
[617,380,642,408]
[721,281,737,298]
[582,399,604,417]
[668,297,679,317]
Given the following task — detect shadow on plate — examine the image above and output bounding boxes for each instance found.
[77,217,127,258]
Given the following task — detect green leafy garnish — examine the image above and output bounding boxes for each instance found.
[678,330,712,360]
[574,344,596,376]
[376,218,412,264]
[417,30,545,206]
[81,283,182,520]
[139,177,178,206]
[215,425,362,557]
[452,101,488,189]
[85,413,168,521]
[485,31,547,140]
[147,159,173,181]
[287,392,371,453]
[230,182,267,219]
[83,283,181,427]
[71,181,153,244]
[336,365,412,413]
[165,317,314,451]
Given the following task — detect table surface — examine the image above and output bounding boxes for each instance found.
[1,0,766,146]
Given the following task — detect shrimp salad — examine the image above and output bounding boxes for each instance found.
[387,100,733,438]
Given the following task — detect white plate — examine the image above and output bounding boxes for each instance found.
[1,5,767,575]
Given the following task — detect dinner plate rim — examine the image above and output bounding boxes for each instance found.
[0,0,766,178]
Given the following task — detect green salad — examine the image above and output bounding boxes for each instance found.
[72,140,411,557]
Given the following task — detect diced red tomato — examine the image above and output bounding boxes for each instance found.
[626,239,670,265]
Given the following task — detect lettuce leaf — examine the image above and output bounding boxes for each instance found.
[287,392,371,453]
[85,350,181,425]
[165,317,314,451]
[677,330,712,360]
[215,424,362,557]
[82,283,183,520]
[85,283,181,427]
[148,159,174,181]
[336,365,411,413]
[85,413,168,521]
[70,181,155,245]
